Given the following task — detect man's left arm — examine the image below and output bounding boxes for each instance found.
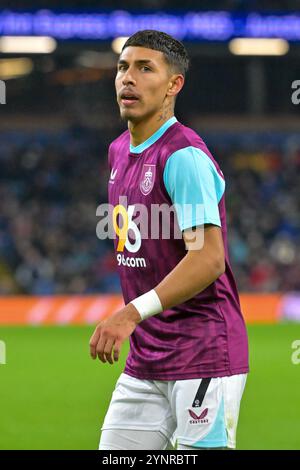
[155,224,224,309]
[89,225,224,364]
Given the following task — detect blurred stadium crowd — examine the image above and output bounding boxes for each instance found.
[0,123,299,296]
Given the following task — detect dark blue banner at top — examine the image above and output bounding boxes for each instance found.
[0,10,300,41]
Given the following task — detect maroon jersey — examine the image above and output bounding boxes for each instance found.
[108,117,249,380]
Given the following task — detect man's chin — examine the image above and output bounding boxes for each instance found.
[120,109,140,122]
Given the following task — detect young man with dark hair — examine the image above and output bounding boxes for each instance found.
[90,30,249,450]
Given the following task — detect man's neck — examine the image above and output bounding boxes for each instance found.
[128,111,174,147]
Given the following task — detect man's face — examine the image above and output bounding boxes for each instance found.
[115,46,172,122]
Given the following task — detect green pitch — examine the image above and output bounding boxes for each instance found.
[0,324,299,450]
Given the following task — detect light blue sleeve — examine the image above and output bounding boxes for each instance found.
[163,146,225,231]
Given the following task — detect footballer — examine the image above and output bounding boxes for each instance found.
[90,30,249,450]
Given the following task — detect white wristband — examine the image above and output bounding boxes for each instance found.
[130,289,163,321]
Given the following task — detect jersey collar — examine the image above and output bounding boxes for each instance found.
[129,116,177,154]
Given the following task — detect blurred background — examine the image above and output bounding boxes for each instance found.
[0,0,300,450]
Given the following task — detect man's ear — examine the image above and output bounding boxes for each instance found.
[167,74,185,98]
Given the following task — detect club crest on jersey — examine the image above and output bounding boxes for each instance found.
[140,164,156,196]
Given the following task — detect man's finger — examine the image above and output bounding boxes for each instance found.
[97,334,108,363]
[89,325,101,359]
[103,338,115,365]
[113,339,122,363]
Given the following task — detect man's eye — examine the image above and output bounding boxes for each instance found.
[118,65,127,71]
[141,66,151,72]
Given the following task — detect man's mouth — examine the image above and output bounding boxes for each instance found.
[120,93,139,106]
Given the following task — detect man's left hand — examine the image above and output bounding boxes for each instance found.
[89,303,141,364]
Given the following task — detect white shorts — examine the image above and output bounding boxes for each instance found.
[100,372,247,449]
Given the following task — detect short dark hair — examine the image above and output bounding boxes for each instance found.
[122,30,189,77]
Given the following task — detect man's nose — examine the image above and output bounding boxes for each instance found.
[122,68,136,86]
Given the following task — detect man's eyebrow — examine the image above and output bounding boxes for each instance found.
[117,59,156,66]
